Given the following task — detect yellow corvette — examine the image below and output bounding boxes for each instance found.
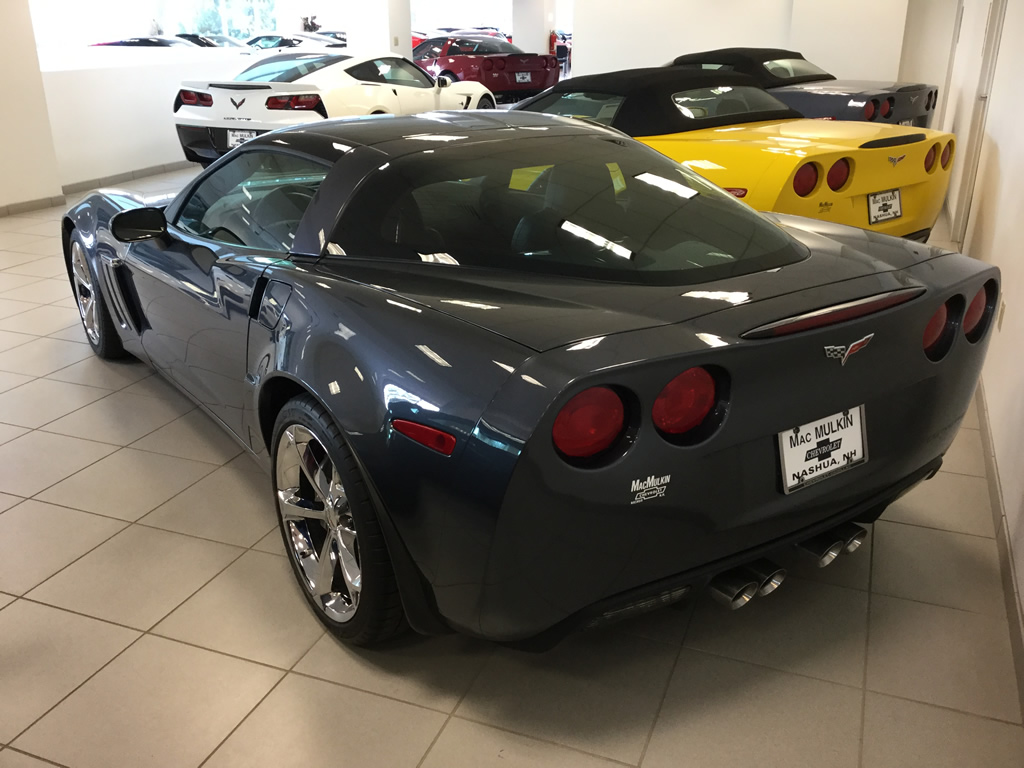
[516,68,955,241]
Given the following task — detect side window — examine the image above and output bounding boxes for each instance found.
[413,39,445,59]
[175,152,330,253]
[347,61,386,83]
[377,58,434,88]
[451,38,479,54]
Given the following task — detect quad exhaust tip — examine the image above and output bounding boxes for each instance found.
[708,570,759,610]
[742,558,787,596]
[796,523,869,567]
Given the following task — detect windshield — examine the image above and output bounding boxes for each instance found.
[672,85,790,120]
[762,58,830,80]
[331,134,805,285]
[236,53,350,83]
[521,92,625,125]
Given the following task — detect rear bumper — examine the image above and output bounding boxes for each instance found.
[175,124,268,164]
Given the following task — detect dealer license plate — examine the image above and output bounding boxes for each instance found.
[900,119,913,126]
[515,72,532,83]
[868,188,902,224]
[227,129,257,148]
[778,406,868,493]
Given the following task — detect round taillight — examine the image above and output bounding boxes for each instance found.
[827,158,850,191]
[495,58,506,70]
[924,144,937,171]
[482,58,494,71]
[923,303,949,353]
[941,140,953,169]
[881,97,893,118]
[550,56,558,68]
[552,386,624,458]
[926,91,934,110]
[793,163,818,197]
[652,368,716,435]
[180,89,198,105]
[864,100,877,120]
[963,286,988,337]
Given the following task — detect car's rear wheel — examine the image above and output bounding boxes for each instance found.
[272,395,406,645]
[69,236,126,359]
[477,95,495,109]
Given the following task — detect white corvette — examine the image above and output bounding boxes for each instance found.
[174,50,496,165]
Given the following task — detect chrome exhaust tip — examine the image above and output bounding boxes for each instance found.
[741,559,787,596]
[708,570,759,610]
[834,522,868,553]
[796,532,846,568]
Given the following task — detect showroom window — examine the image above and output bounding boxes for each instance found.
[671,86,791,119]
[236,54,351,84]
[176,152,329,253]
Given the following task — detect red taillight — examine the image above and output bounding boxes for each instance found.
[963,287,988,336]
[724,187,748,198]
[924,144,938,172]
[826,158,850,191]
[266,94,322,110]
[552,386,625,458]
[652,368,716,435]
[881,97,893,118]
[198,93,213,107]
[482,58,494,71]
[392,419,457,456]
[941,140,953,169]
[864,100,877,120]
[266,96,290,109]
[495,58,506,70]
[179,89,199,105]
[923,303,948,353]
[549,56,558,67]
[793,163,818,197]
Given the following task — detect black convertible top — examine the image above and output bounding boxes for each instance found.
[669,47,836,88]
[529,68,802,136]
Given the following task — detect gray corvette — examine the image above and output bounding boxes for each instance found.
[61,111,995,647]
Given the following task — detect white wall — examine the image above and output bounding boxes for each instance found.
[790,0,909,81]
[961,0,1024,628]
[0,0,62,208]
[512,0,556,56]
[899,0,959,115]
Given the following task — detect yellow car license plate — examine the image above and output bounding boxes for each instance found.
[868,189,902,224]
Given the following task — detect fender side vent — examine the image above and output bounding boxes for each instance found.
[859,133,927,149]
[742,288,924,339]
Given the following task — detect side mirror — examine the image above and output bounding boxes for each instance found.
[110,207,167,243]
[436,75,452,88]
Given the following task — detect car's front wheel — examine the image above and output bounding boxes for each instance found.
[477,95,495,109]
[272,395,407,645]
[68,234,126,359]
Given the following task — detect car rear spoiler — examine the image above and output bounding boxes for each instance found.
[179,80,321,92]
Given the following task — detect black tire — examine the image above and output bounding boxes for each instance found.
[477,95,495,109]
[272,395,407,645]
[440,70,458,83]
[67,230,127,360]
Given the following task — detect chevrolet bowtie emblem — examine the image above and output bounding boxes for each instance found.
[231,97,246,110]
[888,154,906,167]
[824,334,874,366]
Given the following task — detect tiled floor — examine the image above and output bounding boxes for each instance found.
[0,171,1022,767]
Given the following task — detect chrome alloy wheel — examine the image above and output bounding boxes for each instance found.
[275,424,361,622]
[70,241,100,345]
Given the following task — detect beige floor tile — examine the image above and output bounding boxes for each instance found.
[0,749,56,767]
[643,650,862,768]
[0,423,28,446]
[7,219,63,237]
[0,232,44,251]
[140,461,275,547]
[3,257,65,279]
[0,337,94,377]
[37,447,216,521]
[0,370,32,394]
[27,525,242,629]
[252,527,286,556]
[0,492,21,512]
[0,305,79,335]
[862,692,1024,768]
[295,630,492,713]
[0,253,37,271]
[0,279,68,304]
[0,593,13,610]
[41,390,193,446]
[0,600,138,742]
[0,330,34,353]
[0,378,109,429]
[45,355,152,390]
[0,431,117,497]
[13,635,281,768]
[5,240,62,259]
[0,500,126,595]
[783,526,873,591]
[0,216,43,233]
[611,600,693,645]
[155,551,323,668]
[684,577,868,686]
[458,630,677,764]
[943,428,987,477]
[204,672,445,768]
[885,471,994,537]
[0,272,43,293]
[120,373,194,410]
[423,719,623,768]
[867,594,1021,722]
[46,323,88,343]
[131,409,243,465]
[962,397,981,429]
[50,295,77,309]
[873,521,1004,615]
[0,298,39,320]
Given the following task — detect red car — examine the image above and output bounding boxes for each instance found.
[414,35,559,101]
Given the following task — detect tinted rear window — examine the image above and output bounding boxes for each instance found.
[331,134,805,285]
[762,58,830,80]
[450,37,522,54]
[521,92,625,125]
[672,85,790,120]
[236,54,350,83]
